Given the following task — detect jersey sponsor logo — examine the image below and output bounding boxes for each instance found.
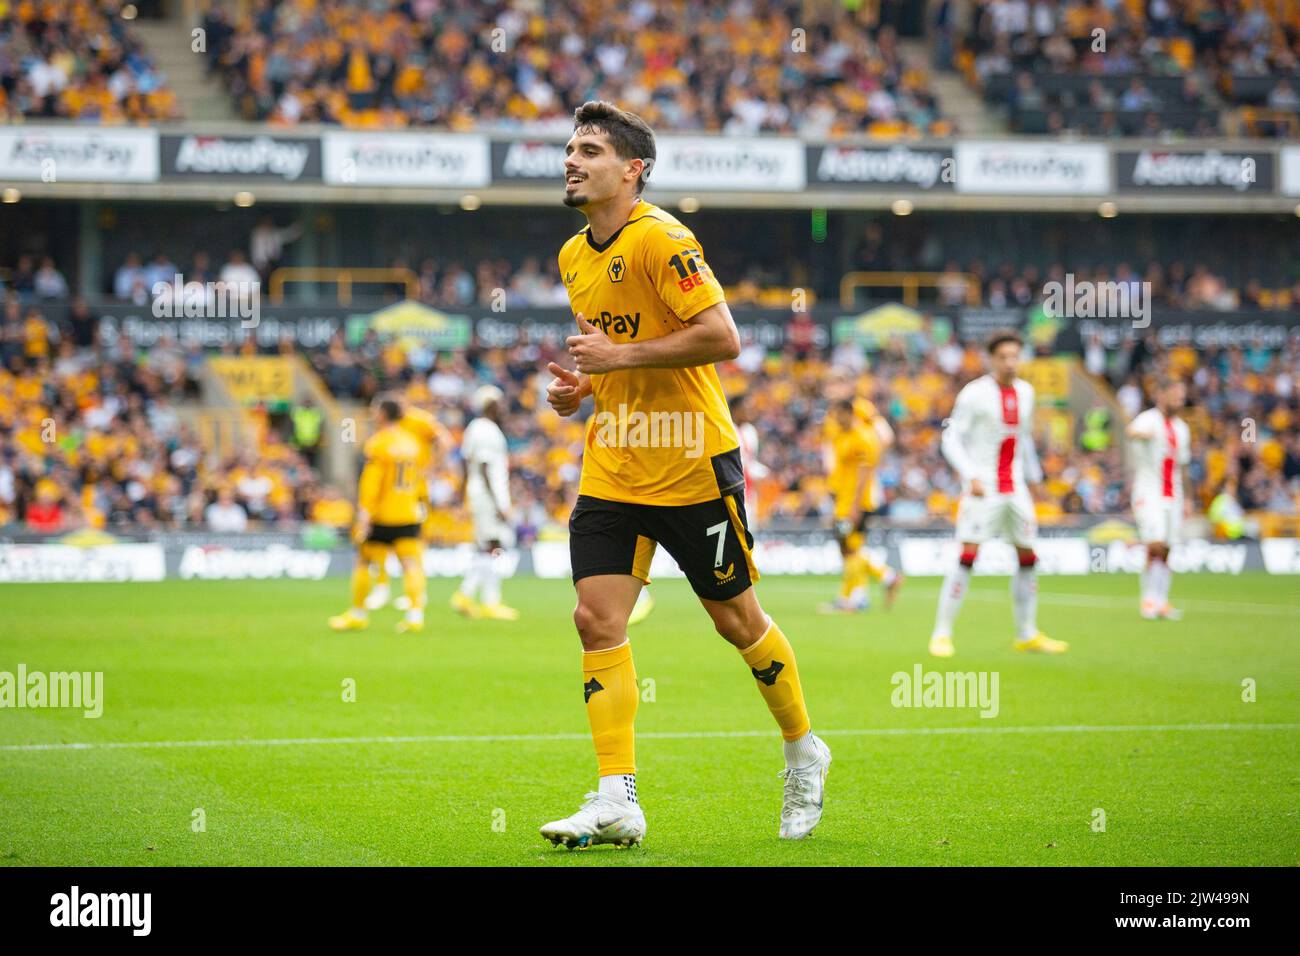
[607,255,627,283]
[666,248,712,293]
[751,660,784,685]
[591,310,641,338]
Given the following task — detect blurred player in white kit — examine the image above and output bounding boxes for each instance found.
[1126,378,1192,620]
[929,330,1068,658]
[452,385,520,621]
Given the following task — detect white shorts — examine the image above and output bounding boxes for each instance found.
[469,490,515,548]
[1134,496,1182,545]
[954,491,1037,549]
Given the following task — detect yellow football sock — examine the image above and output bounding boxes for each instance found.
[373,565,390,587]
[392,539,426,609]
[350,559,373,610]
[583,640,638,776]
[740,618,811,741]
[862,554,890,582]
[840,553,867,598]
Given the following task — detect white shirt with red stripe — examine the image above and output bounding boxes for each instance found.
[1129,407,1191,504]
[942,374,1043,494]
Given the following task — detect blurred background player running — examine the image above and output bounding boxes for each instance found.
[822,397,903,613]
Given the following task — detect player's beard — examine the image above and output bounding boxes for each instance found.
[562,189,589,207]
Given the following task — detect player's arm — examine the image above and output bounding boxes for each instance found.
[1018,386,1044,492]
[849,459,870,523]
[480,461,509,520]
[566,224,739,374]
[1126,411,1155,441]
[567,303,740,374]
[941,386,980,492]
[355,456,383,539]
[870,412,895,450]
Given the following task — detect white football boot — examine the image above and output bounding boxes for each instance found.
[363,582,391,611]
[779,734,832,840]
[540,792,646,849]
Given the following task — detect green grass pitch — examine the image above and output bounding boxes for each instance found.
[1,572,1297,866]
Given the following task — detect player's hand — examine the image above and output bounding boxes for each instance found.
[352,515,371,545]
[1184,499,1193,519]
[969,478,987,498]
[566,313,624,375]
[545,362,588,417]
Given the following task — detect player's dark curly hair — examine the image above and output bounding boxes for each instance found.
[985,328,1024,353]
[573,100,656,193]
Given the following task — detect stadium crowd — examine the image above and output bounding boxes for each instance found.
[0,0,179,123]
[0,248,1289,313]
[4,281,1297,540]
[942,0,1300,137]
[199,0,951,137]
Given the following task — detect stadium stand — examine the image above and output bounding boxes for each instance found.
[198,0,952,136]
[945,0,1300,137]
[0,0,179,122]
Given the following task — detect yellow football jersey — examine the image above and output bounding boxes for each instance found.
[828,414,884,515]
[558,199,740,506]
[399,406,447,496]
[359,424,423,525]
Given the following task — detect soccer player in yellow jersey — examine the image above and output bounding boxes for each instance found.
[329,397,428,634]
[823,398,904,613]
[365,400,448,612]
[539,102,830,848]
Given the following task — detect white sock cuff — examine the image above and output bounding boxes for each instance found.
[738,616,775,654]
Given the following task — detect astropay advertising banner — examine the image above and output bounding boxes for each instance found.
[954,141,1110,194]
[649,136,806,191]
[0,127,159,182]
[322,131,490,187]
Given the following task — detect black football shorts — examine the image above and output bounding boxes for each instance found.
[569,493,759,601]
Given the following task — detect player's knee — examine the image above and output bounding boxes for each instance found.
[572,600,623,649]
[709,598,766,648]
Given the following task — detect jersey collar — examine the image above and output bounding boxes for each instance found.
[584,199,658,253]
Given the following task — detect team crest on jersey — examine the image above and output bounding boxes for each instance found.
[607,256,627,283]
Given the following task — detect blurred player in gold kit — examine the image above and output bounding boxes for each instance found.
[365,399,448,612]
[822,398,903,613]
[329,397,429,633]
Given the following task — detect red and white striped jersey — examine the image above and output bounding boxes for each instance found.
[941,374,1042,494]
[1129,407,1191,502]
